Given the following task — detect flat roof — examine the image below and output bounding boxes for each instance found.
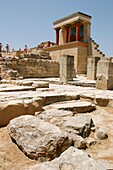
[53,12,92,28]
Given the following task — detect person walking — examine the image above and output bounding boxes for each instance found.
[0,43,2,57]
[0,43,2,53]
[24,45,27,54]
[6,44,9,53]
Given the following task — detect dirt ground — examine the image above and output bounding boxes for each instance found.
[0,127,37,170]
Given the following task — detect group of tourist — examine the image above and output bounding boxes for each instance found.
[0,43,28,54]
[0,43,9,53]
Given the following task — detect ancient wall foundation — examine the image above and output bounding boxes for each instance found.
[0,58,59,79]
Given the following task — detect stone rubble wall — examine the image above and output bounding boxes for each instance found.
[0,58,59,79]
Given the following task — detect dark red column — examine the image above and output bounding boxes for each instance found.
[55,28,60,45]
[76,22,81,41]
[65,26,69,43]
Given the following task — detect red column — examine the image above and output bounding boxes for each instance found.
[65,26,69,43]
[76,22,81,41]
[55,28,60,45]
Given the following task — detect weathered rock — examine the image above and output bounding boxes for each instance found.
[32,81,49,88]
[1,63,20,80]
[36,109,87,149]
[48,100,95,113]
[63,114,94,138]
[67,133,87,149]
[91,126,96,132]
[86,137,96,147]
[26,147,113,170]
[36,109,74,127]
[41,93,79,105]
[7,115,72,161]
[1,79,49,89]
[96,60,113,90]
[95,97,109,106]
[107,99,113,108]
[19,81,33,86]
[94,128,108,140]
[80,94,110,106]
[0,98,43,126]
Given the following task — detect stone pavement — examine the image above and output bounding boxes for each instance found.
[0,77,113,127]
[1,77,113,169]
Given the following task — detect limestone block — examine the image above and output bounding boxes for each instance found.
[94,128,108,140]
[96,60,113,90]
[86,137,96,147]
[87,56,100,80]
[48,100,96,113]
[36,109,74,127]
[67,132,87,149]
[0,98,43,126]
[7,115,72,161]
[41,93,79,106]
[26,147,113,170]
[63,114,94,138]
[32,81,49,88]
[80,93,109,106]
[96,75,113,90]
[95,97,109,106]
[60,55,75,83]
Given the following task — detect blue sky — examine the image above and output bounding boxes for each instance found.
[0,0,113,56]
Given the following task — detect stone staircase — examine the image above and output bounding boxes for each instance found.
[88,38,106,59]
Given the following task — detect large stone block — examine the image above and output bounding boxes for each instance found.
[87,56,100,80]
[0,98,43,126]
[96,60,113,90]
[63,114,94,138]
[60,55,75,83]
[26,147,113,170]
[7,115,72,161]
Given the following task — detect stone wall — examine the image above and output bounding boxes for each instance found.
[45,42,88,74]
[1,58,59,79]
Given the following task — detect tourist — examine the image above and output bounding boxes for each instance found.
[0,43,2,58]
[24,45,27,53]
[6,44,9,53]
[0,43,2,53]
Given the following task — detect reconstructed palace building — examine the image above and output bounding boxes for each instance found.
[45,12,105,75]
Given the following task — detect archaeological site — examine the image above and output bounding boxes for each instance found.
[0,11,113,170]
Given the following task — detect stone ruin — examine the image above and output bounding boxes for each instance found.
[0,48,59,80]
[0,12,113,89]
[0,11,113,169]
